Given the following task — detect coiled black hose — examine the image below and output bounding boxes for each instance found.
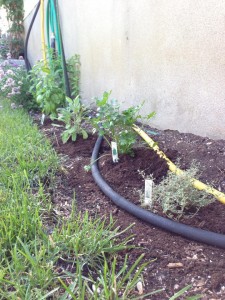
[91,136,225,249]
[24,1,41,71]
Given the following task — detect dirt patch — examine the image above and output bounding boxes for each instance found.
[40,118,225,299]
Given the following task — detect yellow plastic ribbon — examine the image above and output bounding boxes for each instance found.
[133,124,225,204]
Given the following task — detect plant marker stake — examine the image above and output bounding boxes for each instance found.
[111,141,119,163]
[41,113,45,125]
[144,179,153,207]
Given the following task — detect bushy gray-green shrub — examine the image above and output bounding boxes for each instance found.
[149,162,215,219]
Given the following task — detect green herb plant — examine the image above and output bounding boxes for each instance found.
[29,50,81,118]
[142,161,214,219]
[90,91,155,155]
[29,58,65,117]
[67,54,81,98]
[55,96,89,143]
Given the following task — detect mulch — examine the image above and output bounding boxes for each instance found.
[40,117,225,300]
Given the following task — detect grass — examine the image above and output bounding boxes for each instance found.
[0,99,160,299]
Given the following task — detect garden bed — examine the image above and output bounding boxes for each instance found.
[41,118,225,299]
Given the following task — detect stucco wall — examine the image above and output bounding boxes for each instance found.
[24,1,42,65]
[0,8,9,34]
[24,0,225,139]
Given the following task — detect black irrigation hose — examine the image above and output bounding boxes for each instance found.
[91,136,225,249]
[24,1,41,72]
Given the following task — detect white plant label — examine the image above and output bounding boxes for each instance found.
[144,179,153,206]
[41,113,45,125]
[111,141,119,163]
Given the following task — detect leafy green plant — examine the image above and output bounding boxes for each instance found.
[0,36,10,59]
[55,96,89,143]
[67,54,81,98]
[149,162,214,219]
[29,51,81,117]
[29,58,66,117]
[90,91,155,155]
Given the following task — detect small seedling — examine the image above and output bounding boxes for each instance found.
[55,96,89,143]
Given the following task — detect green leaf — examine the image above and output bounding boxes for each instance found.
[71,132,77,141]
[169,285,192,300]
[65,96,73,104]
[96,91,111,107]
[81,130,88,139]
[147,111,156,119]
[41,67,50,74]
[36,95,43,103]
[62,132,70,144]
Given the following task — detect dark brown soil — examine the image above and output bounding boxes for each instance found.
[41,119,225,300]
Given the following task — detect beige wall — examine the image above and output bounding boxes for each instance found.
[24,0,225,139]
[24,1,42,65]
[24,0,39,18]
[0,8,9,34]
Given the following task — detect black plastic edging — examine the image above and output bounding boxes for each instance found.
[91,136,225,249]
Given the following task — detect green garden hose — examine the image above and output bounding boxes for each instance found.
[46,0,61,55]
[46,0,71,98]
